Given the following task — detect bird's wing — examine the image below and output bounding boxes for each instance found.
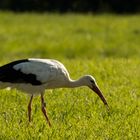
[0,59,69,86]
[13,60,58,84]
[0,60,42,85]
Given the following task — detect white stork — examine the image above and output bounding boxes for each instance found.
[0,58,108,127]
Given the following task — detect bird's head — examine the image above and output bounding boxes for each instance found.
[83,75,109,108]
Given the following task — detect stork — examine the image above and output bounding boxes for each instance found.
[0,58,108,127]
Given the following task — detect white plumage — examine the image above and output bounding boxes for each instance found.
[0,58,108,127]
[12,59,70,94]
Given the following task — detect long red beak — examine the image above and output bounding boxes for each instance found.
[91,84,109,109]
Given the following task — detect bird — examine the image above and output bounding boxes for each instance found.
[0,58,109,127]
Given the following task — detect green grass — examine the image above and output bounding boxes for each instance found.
[0,12,140,139]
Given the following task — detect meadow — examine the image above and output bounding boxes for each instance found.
[0,12,140,139]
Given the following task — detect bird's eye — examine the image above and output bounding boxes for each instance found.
[90,80,95,84]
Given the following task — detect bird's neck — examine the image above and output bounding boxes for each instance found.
[66,77,86,88]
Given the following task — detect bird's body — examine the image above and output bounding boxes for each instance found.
[0,58,71,94]
[0,58,108,127]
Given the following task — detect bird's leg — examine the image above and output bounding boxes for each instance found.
[41,93,51,127]
[28,95,33,122]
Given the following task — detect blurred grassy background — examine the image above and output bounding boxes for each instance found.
[0,12,140,62]
[0,12,140,139]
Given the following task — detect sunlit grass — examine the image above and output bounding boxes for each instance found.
[0,12,140,139]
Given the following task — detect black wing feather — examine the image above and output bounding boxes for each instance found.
[0,59,42,85]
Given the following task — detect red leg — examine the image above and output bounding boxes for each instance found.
[28,95,33,122]
[41,94,51,127]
